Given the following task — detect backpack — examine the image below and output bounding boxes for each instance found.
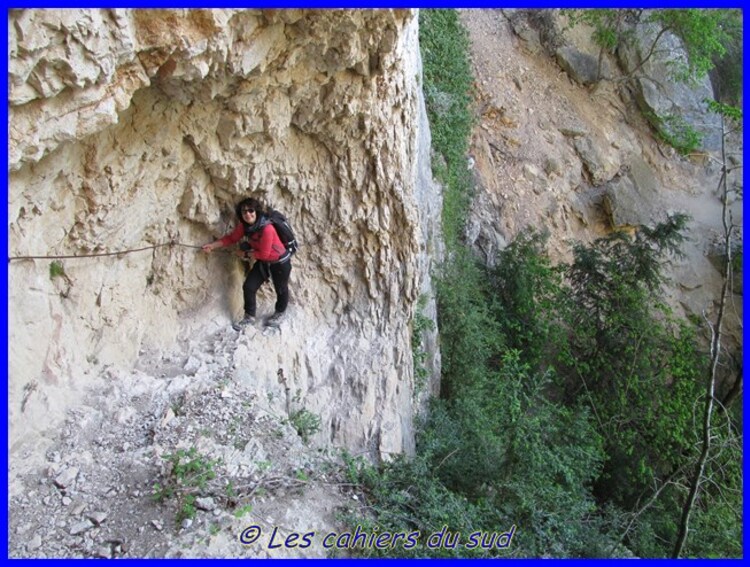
[266,208,299,255]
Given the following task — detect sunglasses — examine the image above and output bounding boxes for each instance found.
[241,208,256,214]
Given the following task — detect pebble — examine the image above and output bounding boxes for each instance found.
[94,545,112,558]
[69,520,93,536]
[27,533,43,550]
[54,467,79,489]
[195,497,216,511]
[87,511,108,526]
[61,497,72,506]
[16,523,33,535]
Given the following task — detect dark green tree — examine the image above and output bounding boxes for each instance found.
[560,215,702,503]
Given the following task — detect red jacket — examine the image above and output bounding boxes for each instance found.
[219,222,286,262]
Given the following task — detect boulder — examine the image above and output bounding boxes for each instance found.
[602,155,661,228]
[573,136,622,186]
[555,46,612,86]
[617,17,722,152]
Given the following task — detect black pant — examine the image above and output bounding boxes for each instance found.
[243,260,291,316]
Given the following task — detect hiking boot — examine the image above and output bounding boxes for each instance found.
[264,311,285,327]
[232,314,256,331]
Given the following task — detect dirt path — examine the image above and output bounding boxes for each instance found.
[8,327,353,558]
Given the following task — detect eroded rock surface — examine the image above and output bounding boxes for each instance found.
[9,9,442,478]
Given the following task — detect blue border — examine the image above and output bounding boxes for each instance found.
[742,6,750,556]
[743,7,748,563]
[4,2,747,564]
[3,1,749,7]
[3,5,11,563]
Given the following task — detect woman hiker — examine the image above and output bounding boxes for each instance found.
[202,197,292,330]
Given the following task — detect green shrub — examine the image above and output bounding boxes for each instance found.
[341,451,499,558]
[420,352,608,557]
[656,114,703,155]
[420,9,475,247]
[412,294,436,393]
[435,252,500,400]
[49,260,66,280]
[487,228,567,370]
[153,447,218,524]
[344,8,740,560]
[289,408,321,443]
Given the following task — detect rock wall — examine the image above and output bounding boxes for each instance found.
[462,9,742,385]
[9,9,442,463]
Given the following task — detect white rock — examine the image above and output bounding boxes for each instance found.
[87,511,108,526]
[195,497,216,511]
[9,9,437,487]
[27,534,43,551]
[69,520,93,536]
[53,467,79,489]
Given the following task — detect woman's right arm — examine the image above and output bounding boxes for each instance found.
[202,224,243,252]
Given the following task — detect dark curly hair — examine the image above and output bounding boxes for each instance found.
[235,197,264,226]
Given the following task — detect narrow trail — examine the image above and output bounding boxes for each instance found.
[8,326,352,558]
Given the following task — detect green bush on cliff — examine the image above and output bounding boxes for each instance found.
[419,8,474,247]
[342,9,741,559]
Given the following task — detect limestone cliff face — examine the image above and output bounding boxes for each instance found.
[9,9,442,462]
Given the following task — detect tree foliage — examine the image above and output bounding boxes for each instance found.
[342,9,742,560]
[652,9,732,83]
[355,215,741,557]
[569,9,739,85]
[419,9,475,247]
[560,217,706,507]
[486,229,566,370]
[568,9,742,152]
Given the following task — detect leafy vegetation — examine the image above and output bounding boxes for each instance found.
[412,294,436,394]
[654,9,734,84]
[341,8,742,559]
[153,447,219,524]
[419,8,474,248]
[654,113,704,155]
[707,12,743,106]
[568,9,738,85]
[289,408,321,443]
[49,260,66,280]
[566,8,742,153]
